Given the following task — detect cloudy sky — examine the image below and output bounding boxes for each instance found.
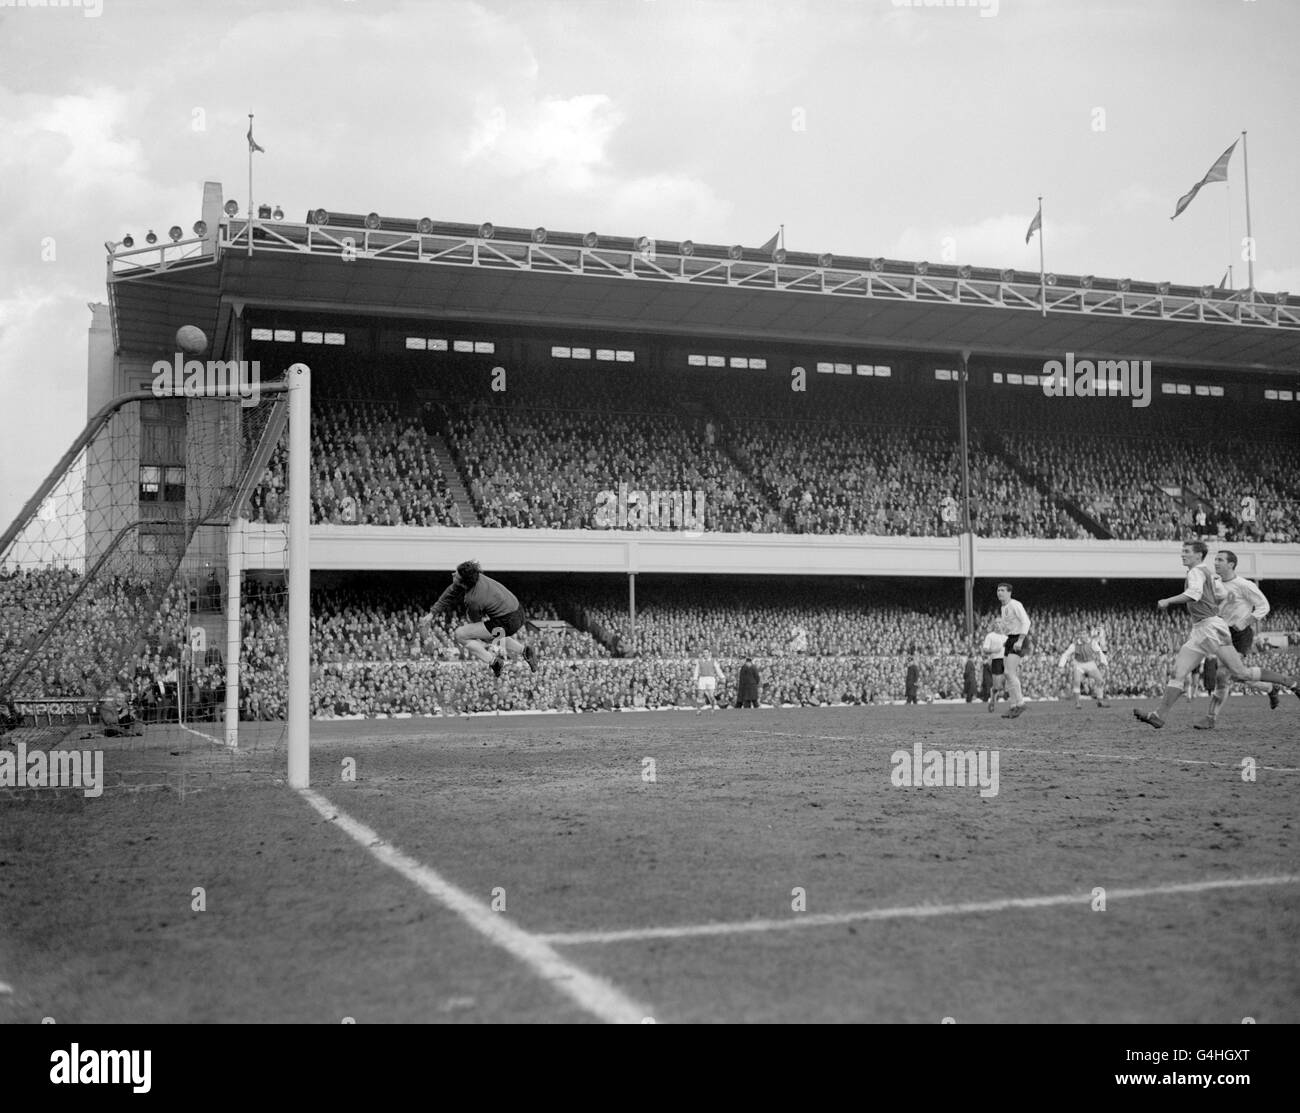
[1,0,1297,531]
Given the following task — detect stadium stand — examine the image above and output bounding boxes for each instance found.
[246,360,1296,541]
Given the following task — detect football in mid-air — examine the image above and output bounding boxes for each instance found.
[176,325,208,354]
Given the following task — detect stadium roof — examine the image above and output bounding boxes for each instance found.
[106,199,1300,374]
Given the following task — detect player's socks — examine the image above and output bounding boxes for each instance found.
[1006,675,1023,708]
[1206,688,1227,723]
[1157,683,1183,717]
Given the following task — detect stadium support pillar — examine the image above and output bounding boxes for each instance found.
[224,516,244,749]
[287,364,311,789]
[628,572,637,638]
[958,350,974,643]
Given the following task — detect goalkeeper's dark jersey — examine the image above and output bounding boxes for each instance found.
[429,574,521,624]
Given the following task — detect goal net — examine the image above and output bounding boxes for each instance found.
[0,367,309,795]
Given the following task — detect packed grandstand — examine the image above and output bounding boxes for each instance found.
[4,561,1297,721]
[246,357,1299,543]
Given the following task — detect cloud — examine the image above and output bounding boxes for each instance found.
[461,94,624,193]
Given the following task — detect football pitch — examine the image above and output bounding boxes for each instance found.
[3,701,1297,1024]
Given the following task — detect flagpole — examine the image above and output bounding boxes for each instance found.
[248,113,255,258]
[1241,129,1254,300]
[780,224,784,252]
[1224,176,1234,291]
[1037,196,1046,317]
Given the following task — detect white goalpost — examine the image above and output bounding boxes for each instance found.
[0,362,311,789]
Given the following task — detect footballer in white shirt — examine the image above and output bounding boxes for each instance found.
[995,582,1031,718]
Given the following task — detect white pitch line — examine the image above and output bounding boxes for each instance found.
[296,788,650,1024]
[736,731,1300,773]
[176,722,237,751]
[538,874,1300,947]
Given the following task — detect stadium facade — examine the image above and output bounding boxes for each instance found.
[89,182,1300,602]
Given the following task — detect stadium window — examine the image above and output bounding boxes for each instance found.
[324,332,345,345]
[1176,384,1191,395]
[1282,390,1295,402]
[616,350,635,362]
[856,365,874,376]
[273,329,295,342]
[572,347,591,360]
[596,349,615,361]
[426,339,447,351]
[139,465,161,501]
[1209,386,1224,397]
[405,337,427,350]
[1007,373,1023,385]
[1161,382,1178,394]
[140,534,158,555]
[835,363,851,375]
[552,346,572,359]
[1264,390,1278,400]
[301,331,324,344]
[730,357,748,369]
[1194,385,1210,396]
[1023,373,1040,386]
[250,328,273,341]
[875,365,891,377]
[750,358,766,370]
[706,355,725,368]
[163,467,186,502]
[687,354,706,366]
[935,369,954,381]
[474,341,494,354]
[816,362,834,374]
[453,340,474,353]
[992,372,1004,383]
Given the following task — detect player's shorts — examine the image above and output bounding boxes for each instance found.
[696,677,717,692]
[1180,616,1232,665]
[483,608,527,638]
[990,658,1005,676]
[1003,633,1030,657]
[1072,662,1103,682]
[1230,625,1254,655]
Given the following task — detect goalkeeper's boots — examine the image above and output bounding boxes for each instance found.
[524,644,540,673]
[1132,709,1164,729]
[1193,717,1216,730]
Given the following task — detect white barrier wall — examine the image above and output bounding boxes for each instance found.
[241,525,1300,581]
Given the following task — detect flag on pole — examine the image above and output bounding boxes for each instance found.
[1217,269,1230,290]
[1171,140,1236,220]
[757,231,780,254]
[247,123,265,154]
[1024,209,1041,244]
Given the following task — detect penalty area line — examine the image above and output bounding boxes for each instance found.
[538,874,1300,947]
[296,787,651,1024]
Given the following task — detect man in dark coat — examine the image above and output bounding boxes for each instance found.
[737,658,760,708]
[963,649,979,702]
[905,657,919,704]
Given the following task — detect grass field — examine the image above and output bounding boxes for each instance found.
[2,700,1297,1024]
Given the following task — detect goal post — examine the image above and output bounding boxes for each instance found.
[0,363,310,788]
